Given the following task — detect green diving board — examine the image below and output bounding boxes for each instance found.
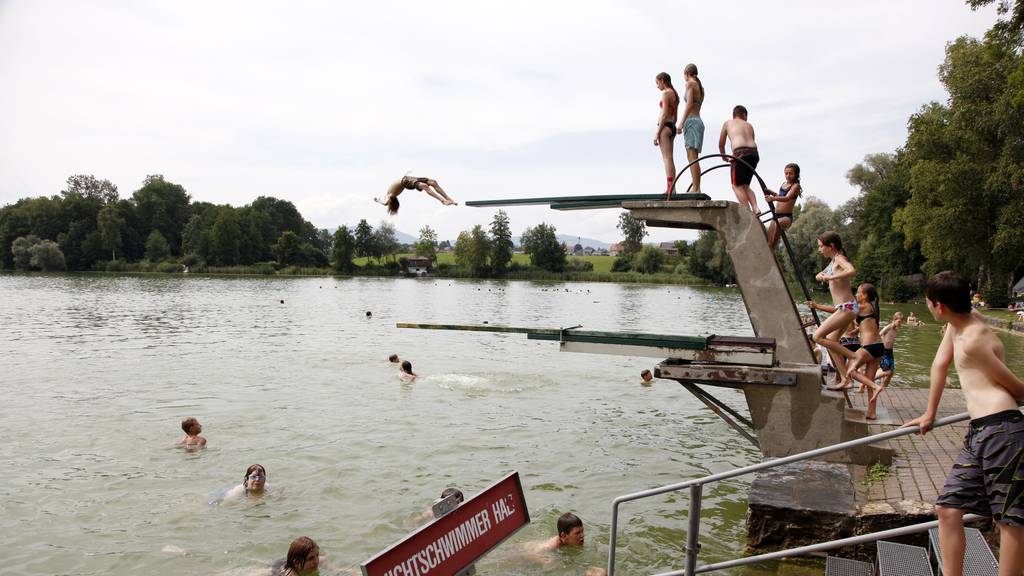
[396,323,776,366]
[465,193,710,209]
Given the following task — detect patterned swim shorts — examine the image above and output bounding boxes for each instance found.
[936,409,1024,527]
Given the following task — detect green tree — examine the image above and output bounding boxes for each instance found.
[414,225,438,262]
[373,221,400,263]
[181,214,211,262]
[131,175,191,256]
[489,210,513,276]
[273,231,302,266]
[783,197,844,287]
[520,223,566,272]
[331,225,356,273]
[354,219,374,258]
[30,240,66,271]
[454,225,491,276]
[97,204,124,261]
[11,235,40,270]
[144,230,171,262]
[634,244,666,274]
[62,174,118,204]
[617,212,648,255]
[688,231,735,284]
[210,209,241,266]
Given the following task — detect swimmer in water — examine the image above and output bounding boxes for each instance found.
[272,537,320,576]
[223,464,269,502]
[400,360,417,381]
[641,369,654,384]
[389,353,400,363]
[529,512,586,553]
[178,417,207,450]
[376,175,457,215]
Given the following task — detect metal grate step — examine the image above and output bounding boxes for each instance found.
[928,527,998,576]
[877,540,933,576]
[826,555,875,576]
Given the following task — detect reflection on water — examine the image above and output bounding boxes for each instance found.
[1,274,1021,575]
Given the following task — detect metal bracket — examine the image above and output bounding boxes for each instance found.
[559,324,582,344]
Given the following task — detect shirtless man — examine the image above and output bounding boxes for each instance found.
[903,271,1024,576]
[530,512,585,552]
[718,105,760,215]
[178,417,207,449]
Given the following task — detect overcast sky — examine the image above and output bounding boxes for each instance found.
[0,0,1000,243]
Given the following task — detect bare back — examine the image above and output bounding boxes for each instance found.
[724,118,756,150]
[826,254,855,305]
[659,89,678,125]
[950,313,1024,417]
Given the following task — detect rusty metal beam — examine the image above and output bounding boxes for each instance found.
[656,363,797,387]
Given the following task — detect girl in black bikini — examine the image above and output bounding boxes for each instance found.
[765,163,802,249]
[654,72,679,196]
[845,283,884,418]
[376,175,457,215]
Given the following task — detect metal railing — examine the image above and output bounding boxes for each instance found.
[607,411,974,575]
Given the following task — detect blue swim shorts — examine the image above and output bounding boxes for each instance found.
[683,116,704,153]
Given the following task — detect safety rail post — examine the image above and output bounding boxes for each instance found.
[684,485,703,575]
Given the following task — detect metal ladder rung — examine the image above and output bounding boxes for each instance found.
[928,526,999,576]
[877,540,933,576]
[826,555,875,576]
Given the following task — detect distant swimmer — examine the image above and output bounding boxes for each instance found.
[400,360,417,381]
[676,63,706,196]
[653,72,679,196]
[389,354,400,363]
[408,487,465,526]
[641,369,654,384]
[718,105,760,215]
[376,175,457,215]
[223,464,270,502]
[765,163,802,249]
[178,417,207,450]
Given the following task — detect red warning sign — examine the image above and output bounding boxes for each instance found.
[361,472,530,576]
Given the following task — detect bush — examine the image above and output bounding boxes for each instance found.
[155,261,182,273]
[566,259,594,272]
[611,254,634,272]
[633,245,665,274]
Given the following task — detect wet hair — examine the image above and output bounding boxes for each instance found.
[784,163,801,183]
[389,354,399,362]
[925,271,972,314]
[244,464,266,483]
[557,512,583,536]
[857,283,880,322]
[641,369,652,378]
[285,536,318,573]
[732,105,748,118]
[386,195,400,215]
[401,360,415,375]
[817,231,845,255]
[656,72,679,105]
[892,311,904,321]
[181,417,199,434]
[683,63,704,102]
[441,487,464,503]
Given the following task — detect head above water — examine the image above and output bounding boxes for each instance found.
[389,354,399,363]
[925,271,972,315]
[285,536,319,575]
[441,487,464,503]
[732,105,748,119]
[557,512,584,545]
[244,464,267,491]
[401,360,414,375]
[181,417,201,435]
[641,369,653,382]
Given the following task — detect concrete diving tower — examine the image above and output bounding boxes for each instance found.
[625,199,890,465]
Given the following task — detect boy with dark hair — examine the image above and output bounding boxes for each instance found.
[641,369,653,383]
[718,105,760,215]
[904,271,1024,576]
[178,417,206,449]
[389,354,400,363]
[532,511,586,552]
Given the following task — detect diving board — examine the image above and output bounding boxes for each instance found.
[397,323,776,366]
[465,193,710,209]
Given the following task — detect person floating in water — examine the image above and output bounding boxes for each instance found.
[178,417,206,450]
[223,464,269,502]
[765,163,802,249]
[903,271,1024,576]
[718,105,760,215]
[676,63,705,196]
[400,360,417,381]
[532,512,586,552]
[653,72,679,196]
[376,174,457,215]
[388,354,400,363]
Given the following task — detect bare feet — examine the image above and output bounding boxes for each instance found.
[442,200,458,206]
[865,413,877,421]
[868,384,884,404]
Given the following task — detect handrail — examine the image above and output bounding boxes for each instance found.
[667,153,821,328]
[607,411,973,575]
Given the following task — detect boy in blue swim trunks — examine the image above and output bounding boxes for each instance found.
[873,312,902,389]
[904,272,1024,576]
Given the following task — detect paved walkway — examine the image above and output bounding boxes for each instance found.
[843,386,969,510]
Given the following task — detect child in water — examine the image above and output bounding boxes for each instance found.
[178,417,207,450]
[400,360,417,381]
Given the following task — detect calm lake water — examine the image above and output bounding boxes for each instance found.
[1,273,1022,576]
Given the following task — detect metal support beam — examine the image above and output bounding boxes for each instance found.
[679,382,759,448]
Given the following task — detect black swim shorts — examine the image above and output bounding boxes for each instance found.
[731,148,760,187]
[936,409,1024,527]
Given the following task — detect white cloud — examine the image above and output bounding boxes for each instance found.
[0,0,999,243]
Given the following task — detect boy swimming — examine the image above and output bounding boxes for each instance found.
[178,417,207,450]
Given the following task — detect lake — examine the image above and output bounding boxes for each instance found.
[1,273,1021,575]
